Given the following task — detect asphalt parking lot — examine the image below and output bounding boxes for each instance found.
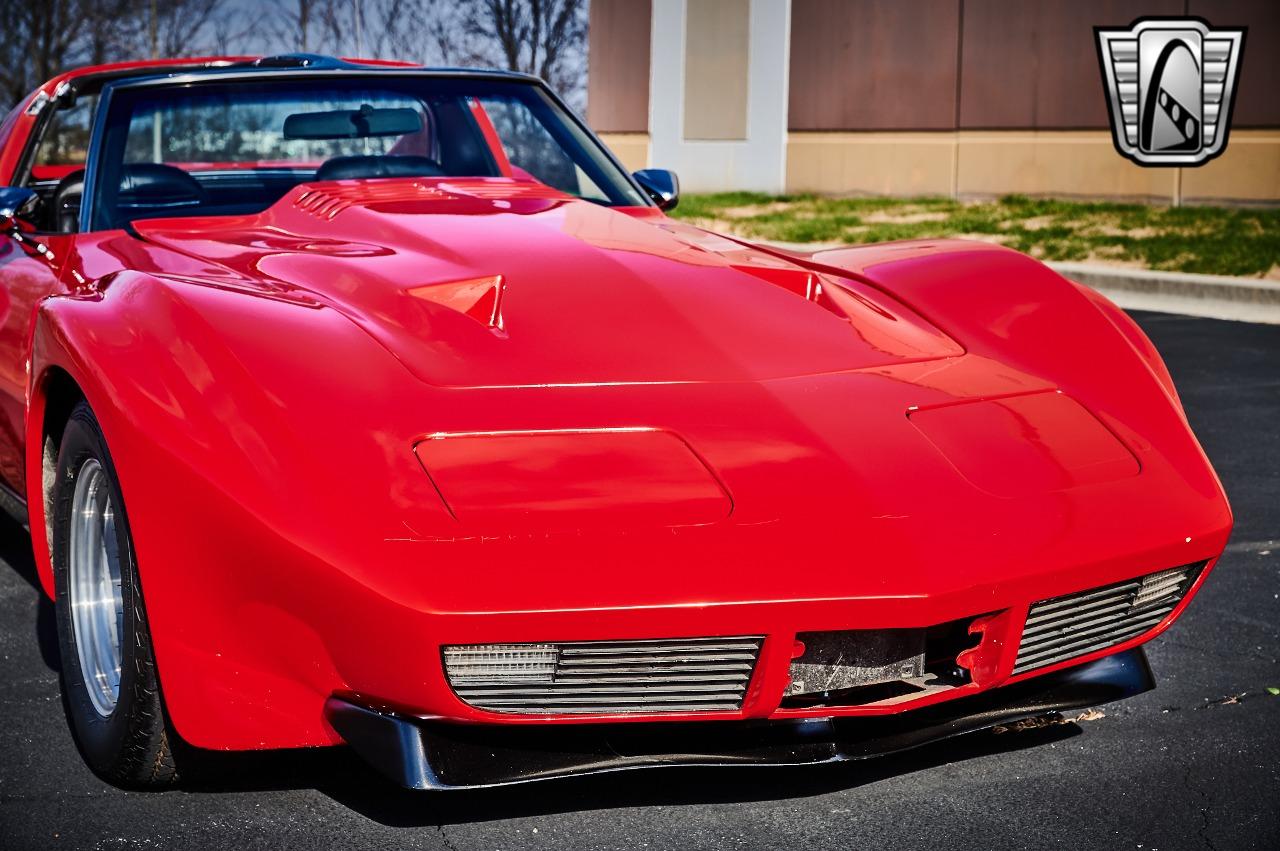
[1,310,1277,850]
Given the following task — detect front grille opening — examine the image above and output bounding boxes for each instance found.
[781,620,981,709]
[1013,561,1206,676]
[442,636,764,715]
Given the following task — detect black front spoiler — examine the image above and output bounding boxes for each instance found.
[325,647,1154,790]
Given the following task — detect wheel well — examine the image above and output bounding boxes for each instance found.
[38,367,85,544]
[41,368,84,443]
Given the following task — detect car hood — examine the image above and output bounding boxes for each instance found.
[107,180,1232,619]
[133,178,962,388]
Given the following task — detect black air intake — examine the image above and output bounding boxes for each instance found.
[1013,562,1204,675]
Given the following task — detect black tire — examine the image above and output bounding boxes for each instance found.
[51,401,180,788]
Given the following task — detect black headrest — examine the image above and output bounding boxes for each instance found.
[117,163,207,210]
[316,155,446,182]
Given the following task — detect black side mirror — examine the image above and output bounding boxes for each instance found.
[632,169,680,212]
[0,187,38,233]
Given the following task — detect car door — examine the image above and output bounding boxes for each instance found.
[0,95,92,494]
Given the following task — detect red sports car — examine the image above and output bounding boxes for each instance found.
[0,56,1231,790]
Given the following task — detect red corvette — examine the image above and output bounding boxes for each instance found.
[0,56,1231,790]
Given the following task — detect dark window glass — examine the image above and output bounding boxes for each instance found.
[90,75,644,229]
[32,96,98,171]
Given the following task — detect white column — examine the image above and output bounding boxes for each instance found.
[649,0,791,194]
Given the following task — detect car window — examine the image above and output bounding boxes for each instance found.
[30,95,97,179]
[120,91,429,167]
[14,95,101,233]
[89,76,647,230]
[478,96,609,202]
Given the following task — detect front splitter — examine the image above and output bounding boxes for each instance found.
[325,647,1154,790]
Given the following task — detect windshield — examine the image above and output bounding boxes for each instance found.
[88,74,646,229]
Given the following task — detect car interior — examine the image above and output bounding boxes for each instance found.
[23,94,511,234]
[16,70,630,234]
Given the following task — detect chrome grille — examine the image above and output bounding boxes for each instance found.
[1013,563,1204,675]
[444,636,763,715]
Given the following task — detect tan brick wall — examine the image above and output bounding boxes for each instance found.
[1181,131,1280,205]
[783,131,1280,204]
[604,130,1278,204]
[786,132,956,196]
[598,133,650,174]
[955,132,1177,202]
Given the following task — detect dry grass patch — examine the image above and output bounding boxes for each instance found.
[672,192,1280,276]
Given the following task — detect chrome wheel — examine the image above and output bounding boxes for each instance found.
[68,458,124,718]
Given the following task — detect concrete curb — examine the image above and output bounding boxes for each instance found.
[1046,262,1280,325]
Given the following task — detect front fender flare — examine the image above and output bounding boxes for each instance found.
[25,271,451,749]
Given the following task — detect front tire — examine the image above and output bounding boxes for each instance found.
[52,401,179,788]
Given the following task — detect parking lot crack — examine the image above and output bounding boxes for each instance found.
[436,823,462,851]
[1182,763,1218,851]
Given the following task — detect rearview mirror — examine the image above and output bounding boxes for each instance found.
[283,104,423,140]
[0,186,37,233]
[633,169,680,211]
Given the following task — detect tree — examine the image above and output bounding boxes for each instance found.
[84,0,148,65]
[0,0,88,107]
[0,0,237,109]
[281,0,322,53]
[269,0,448,62]
[459,0,587,99]
[0,0,590,111]
[149,0,233,58]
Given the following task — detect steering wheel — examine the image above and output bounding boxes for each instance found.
[51,169,86,233]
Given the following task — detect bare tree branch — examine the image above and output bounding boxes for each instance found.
[457,0,585,101]
[0,0,587,111]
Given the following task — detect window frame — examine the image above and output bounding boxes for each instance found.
[9,63,229,234]
[82,69,653,233]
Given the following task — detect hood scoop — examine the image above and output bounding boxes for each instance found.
[729,263,963,362]
[408,274,506,331]
[733,264,894,322]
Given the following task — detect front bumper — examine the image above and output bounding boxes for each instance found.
[326,646,1154,789]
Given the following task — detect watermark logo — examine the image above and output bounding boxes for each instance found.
[1096,18,1246,166]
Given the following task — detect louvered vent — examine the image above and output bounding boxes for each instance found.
[1014,562,1204,675]
[294,181,451,219]
[443,636,763,715]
